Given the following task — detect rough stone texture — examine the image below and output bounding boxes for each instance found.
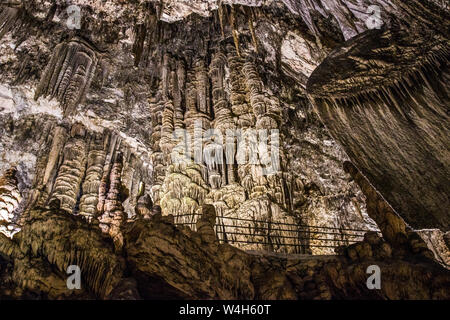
[0,0,448,300]
[124,214,450,300]
[416,229,450,268]
[307,25,450,231]
[0,209,124,299]
[0,200,448,300]
[0,1,379,253]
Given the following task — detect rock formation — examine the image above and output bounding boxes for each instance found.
[35,38,99,116]
[0,168,21,238]
[307,26,450,231]
[0,0,448,300]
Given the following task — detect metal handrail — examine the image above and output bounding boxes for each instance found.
[173,213,377,253]
[214,239,347,249]
[176,221,368,237]
[174,213,374,233]
[215,232,362,243]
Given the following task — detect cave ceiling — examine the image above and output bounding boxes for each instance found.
[0,0,449,301]
[0,0,448,249]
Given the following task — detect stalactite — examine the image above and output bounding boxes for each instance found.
[210,50,235,187]
[307,27,450,230]
[161,53,171,99]
[97,133,120,215]
[132,23,147,67]
[160,100,175,156]
[0,167,21,238]
[218,3,226,39]
[184,67,211,142]
[0,6,19,40]
[194,58,211,115]
[242,60,271,199]
[185,69,198,114]
[225,44,255,202]
[173,59,186,113]
[246,7,259,53]
[210,51,233,131]
[170,65,185,132]
[242,60,266,119]
[226,44,254,130]
[32,125,69,209]
[35,38,99,116]
[229,5,241,57]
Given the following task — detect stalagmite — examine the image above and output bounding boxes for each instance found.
[0,167,21,237]
[79,133,106,221]
[48,124,87,213]
[135,193,153,219]
[194,58,211,115]
[98,152,127,252]
[149,93,166,205]
[246,7,259,53]
[0,0,449,300]
[97,133,120,215]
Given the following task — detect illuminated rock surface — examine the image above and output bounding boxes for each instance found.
[0,0,448,299]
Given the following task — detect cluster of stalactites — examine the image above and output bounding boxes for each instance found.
[150,54,189,204]
[208,50,235,189]
[36,124,110,220]
[240,58,286,206]
[157,52,217,218]
[29,123,132,250]
[34,38,99,116]
[153,43,293,248]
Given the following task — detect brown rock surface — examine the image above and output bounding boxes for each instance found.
[0,0,448,301]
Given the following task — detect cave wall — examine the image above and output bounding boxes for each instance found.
[307,25,450,231]
[0,0,449,299]
[0,206,448,300]
[0,1,380,254]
